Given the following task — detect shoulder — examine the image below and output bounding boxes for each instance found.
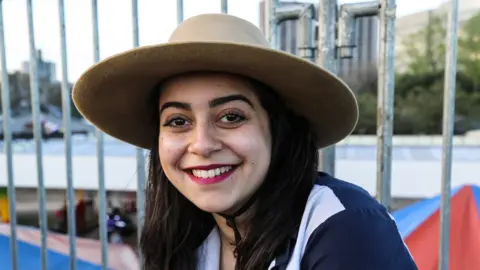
[313,172,379,208]
[300,172,383,234]
[298,173,417,270]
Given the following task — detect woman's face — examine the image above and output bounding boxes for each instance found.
[157,73,272,214]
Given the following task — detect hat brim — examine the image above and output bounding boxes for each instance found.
[72,41,358,149]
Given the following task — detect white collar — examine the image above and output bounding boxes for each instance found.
[196,227,277,270]
[197,227,221,270]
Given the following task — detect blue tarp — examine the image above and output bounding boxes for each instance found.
[392,185,462,238]
[0,233,102,270]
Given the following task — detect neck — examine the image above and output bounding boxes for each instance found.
[212,212,246,246]
[212,192,259,247]
[212,200,257,246]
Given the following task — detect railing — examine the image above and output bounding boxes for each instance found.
[0,0,459,269]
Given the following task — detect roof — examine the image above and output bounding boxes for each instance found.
[0,136,479,197]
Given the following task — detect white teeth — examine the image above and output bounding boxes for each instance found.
[192,166,233,179]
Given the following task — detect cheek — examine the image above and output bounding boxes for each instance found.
[158,134,186,168]
[226,126,271,167]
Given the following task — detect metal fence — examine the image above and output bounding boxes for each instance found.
[0,0,459,269]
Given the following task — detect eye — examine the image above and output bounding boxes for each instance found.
[219,113,246,124]
[163,117,190,128]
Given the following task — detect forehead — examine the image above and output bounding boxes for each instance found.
[158,72,258,103]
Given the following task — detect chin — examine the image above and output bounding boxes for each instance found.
[192,196,236,214]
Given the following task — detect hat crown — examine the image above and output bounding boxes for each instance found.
[168,14,271,48]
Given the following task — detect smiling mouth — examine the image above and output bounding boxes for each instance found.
[191,165,234,178]
[185,164,239,185]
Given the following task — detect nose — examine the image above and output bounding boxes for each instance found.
[187,122,222,157]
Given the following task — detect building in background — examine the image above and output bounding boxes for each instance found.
[337,16,378,82]
[21,49,57,83]
[258,0,379,87]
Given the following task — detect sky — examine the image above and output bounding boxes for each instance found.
[0,0,448,82]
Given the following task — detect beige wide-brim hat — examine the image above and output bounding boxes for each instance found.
[72,13,358,150]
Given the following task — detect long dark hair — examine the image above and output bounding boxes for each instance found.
[140,75,319,270]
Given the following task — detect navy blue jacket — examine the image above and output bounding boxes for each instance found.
[271,173,418,270]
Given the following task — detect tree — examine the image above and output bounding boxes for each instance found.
[398,11,480,93]
[352,91,377,134]
[352,11,480,135]
[398,11,447,74]
[458,12,480,92]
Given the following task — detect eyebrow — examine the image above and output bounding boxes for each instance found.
[209,94,254,108]
[159,101,190,114]
[159,94,254,114]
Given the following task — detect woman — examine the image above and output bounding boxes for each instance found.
[73,14,417,270]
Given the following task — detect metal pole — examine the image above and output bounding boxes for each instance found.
[0,1,18,269]
[276,5,314,56]
[439,0,459,269]
[177,0,184,24]
[337,1,379,58]
[25,0,48,269]
[131,1,146,269]
[91,0,108,269]
[298,5,316,62]
[264,0,278,49]
[375,0,396,210]
[220,0,228,13]
[57,0,77,269]
[275,6,308,22]
[317,0,338,175]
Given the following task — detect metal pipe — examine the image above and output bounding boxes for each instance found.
[91,1,108,269]
[177,0,184,24]
[283,19,293,53]
[264,0,279,49]
[298,5,317,62]
[337,1,379,58]
[317,0,338,175]
[57,0,77,269]
[376,0,396,210]
[273,2,281,50]
[0,1,18,269]
[275,6,305,22]
[25,0,48,269]
[135,152,146,270]
[439,0,459,269]
[131,1,146,269]
[221,0,228,14]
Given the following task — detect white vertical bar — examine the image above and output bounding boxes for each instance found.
[131,2,146,269]
[376,0,396,210]
[90,0,108,269]
[438,0,459,269]
[0,1,19,269]
[26,0,48,268]
[317,0,338,175]
[57,0,77,268]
